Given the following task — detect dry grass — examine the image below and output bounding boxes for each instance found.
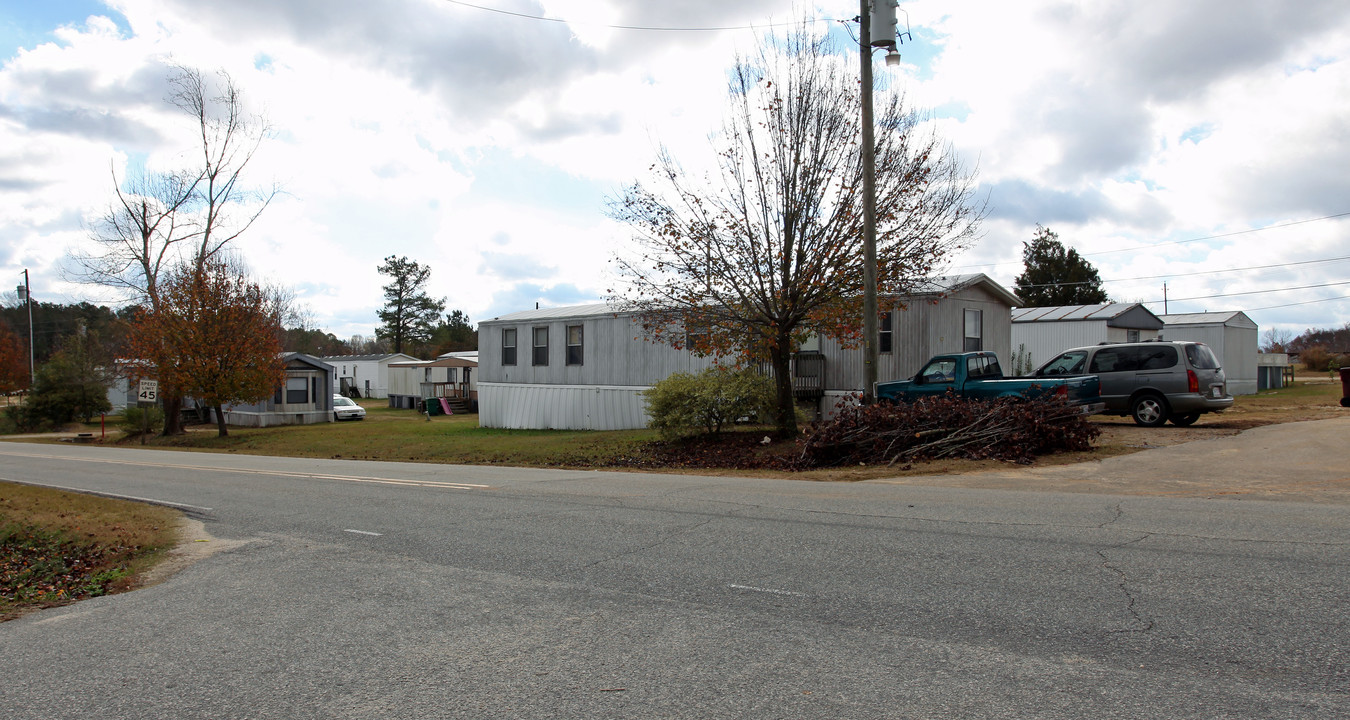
[1,482,181,621]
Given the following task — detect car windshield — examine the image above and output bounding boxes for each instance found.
[334,397,354,407]
[1185,344,1220,369]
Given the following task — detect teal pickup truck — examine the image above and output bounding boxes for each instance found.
[877,352,1104,410]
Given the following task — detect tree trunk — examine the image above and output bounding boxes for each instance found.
[161,393,184,436]
[771,344,797,438]
[215,404,228,437]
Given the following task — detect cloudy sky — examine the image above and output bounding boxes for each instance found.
[3,0,1348,344]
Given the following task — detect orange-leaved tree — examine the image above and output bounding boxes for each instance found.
[607,24,985,437]
[130,257,285,437]
[0,319,29,393]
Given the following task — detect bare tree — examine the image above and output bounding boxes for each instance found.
[71,63,279,435]
[72,166,200,308]
[608,25,985,436]
[168,65,279,268]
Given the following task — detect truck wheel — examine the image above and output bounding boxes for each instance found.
[1131,394,1169,427]
[1169,413,1200,427]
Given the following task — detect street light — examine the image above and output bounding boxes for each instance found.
[859,0,899,403]
[16,270,34,387]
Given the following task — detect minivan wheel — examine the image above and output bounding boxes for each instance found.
[1131,394,1169,427]
[1169,413,1201,427]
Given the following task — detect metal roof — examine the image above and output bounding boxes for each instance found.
[316,353,422,363]
[483,275,1020,324]
[389,357,478,368]
[1013,303,1149,322]
[1159,311,1258,328]
[485,302,626,323]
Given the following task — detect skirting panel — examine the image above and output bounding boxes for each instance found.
[478,383,651,430]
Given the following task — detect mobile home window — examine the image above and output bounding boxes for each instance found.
[879,311,894,353]
[532,327,549,366]
[286,377,309,404]
[963,309,983,352]
[566,325,583,365]
[502,328,517,365]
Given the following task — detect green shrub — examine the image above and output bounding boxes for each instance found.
[24,350,111,426]
[643,366,775,439]
[1301,346,1335,372]
[2,402,44,433]
[1010,343,1034,376]
[117,406,164,437]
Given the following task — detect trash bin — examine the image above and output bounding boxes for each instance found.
[424,397,443,416]
[1340,367,1350,408]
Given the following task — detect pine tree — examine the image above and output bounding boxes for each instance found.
[1014,226,1109,306]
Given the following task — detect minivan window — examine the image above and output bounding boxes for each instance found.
[1185,343,1220,369]
[1089,348,1135,373]
[1090,345,1177,373]
[1138,346,1178,370]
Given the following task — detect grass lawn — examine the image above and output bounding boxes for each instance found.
[8,374,1347,479]
[128,403,664,468]
[1,482,180,621]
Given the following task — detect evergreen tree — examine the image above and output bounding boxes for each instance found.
[375,256,445,355]
[1014,226,1109,307]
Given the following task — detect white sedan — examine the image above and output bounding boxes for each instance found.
[332,394,366,421]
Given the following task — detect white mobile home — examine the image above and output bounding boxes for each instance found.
[1011,303,1164,370]
[319,353,420,399]
[477,274,1018,430]
[1160,311,1259,395]
[387,356,479,411]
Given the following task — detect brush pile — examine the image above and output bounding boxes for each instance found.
[796,394,1101,468]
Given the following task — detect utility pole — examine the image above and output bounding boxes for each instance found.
[17,269,34,386]
[860,0,900,403]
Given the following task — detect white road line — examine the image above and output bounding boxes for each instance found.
[0,479,214,512]
[729,583,806,597]
[0,449,490,491]
[343,529,383,536]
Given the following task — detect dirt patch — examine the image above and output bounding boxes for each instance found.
[136,517,251,588]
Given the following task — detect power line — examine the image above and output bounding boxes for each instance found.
[438,0,820,31]
[1082,211,1350,259]
[1244,293,1350,312]
[956,210,1350,271]
[1013,254,1350,291]
[1154,279,1350,304]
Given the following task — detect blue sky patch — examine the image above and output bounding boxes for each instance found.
[0,1,128,60]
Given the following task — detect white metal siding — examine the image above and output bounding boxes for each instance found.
[478,382,651,430]
[1162,324,1259,395]
[1011,321,1112,370]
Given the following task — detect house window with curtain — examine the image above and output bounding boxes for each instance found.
[879,311,894,354]
[963,309,983,352]
[566,325,583,365]
[286,377,309,404]
[502,328,517,365]
[532,327,549,366]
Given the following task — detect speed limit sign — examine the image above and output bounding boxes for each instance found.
[137,379,159,405]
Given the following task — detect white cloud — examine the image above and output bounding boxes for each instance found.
[2,0,1348,344]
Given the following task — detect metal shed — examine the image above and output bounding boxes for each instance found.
[1159,311,1259,395]
[1011,303,1164,371]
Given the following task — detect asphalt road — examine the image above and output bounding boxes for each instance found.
[0,434,1346,719]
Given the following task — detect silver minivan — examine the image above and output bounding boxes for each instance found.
[1033,341,1233,427]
